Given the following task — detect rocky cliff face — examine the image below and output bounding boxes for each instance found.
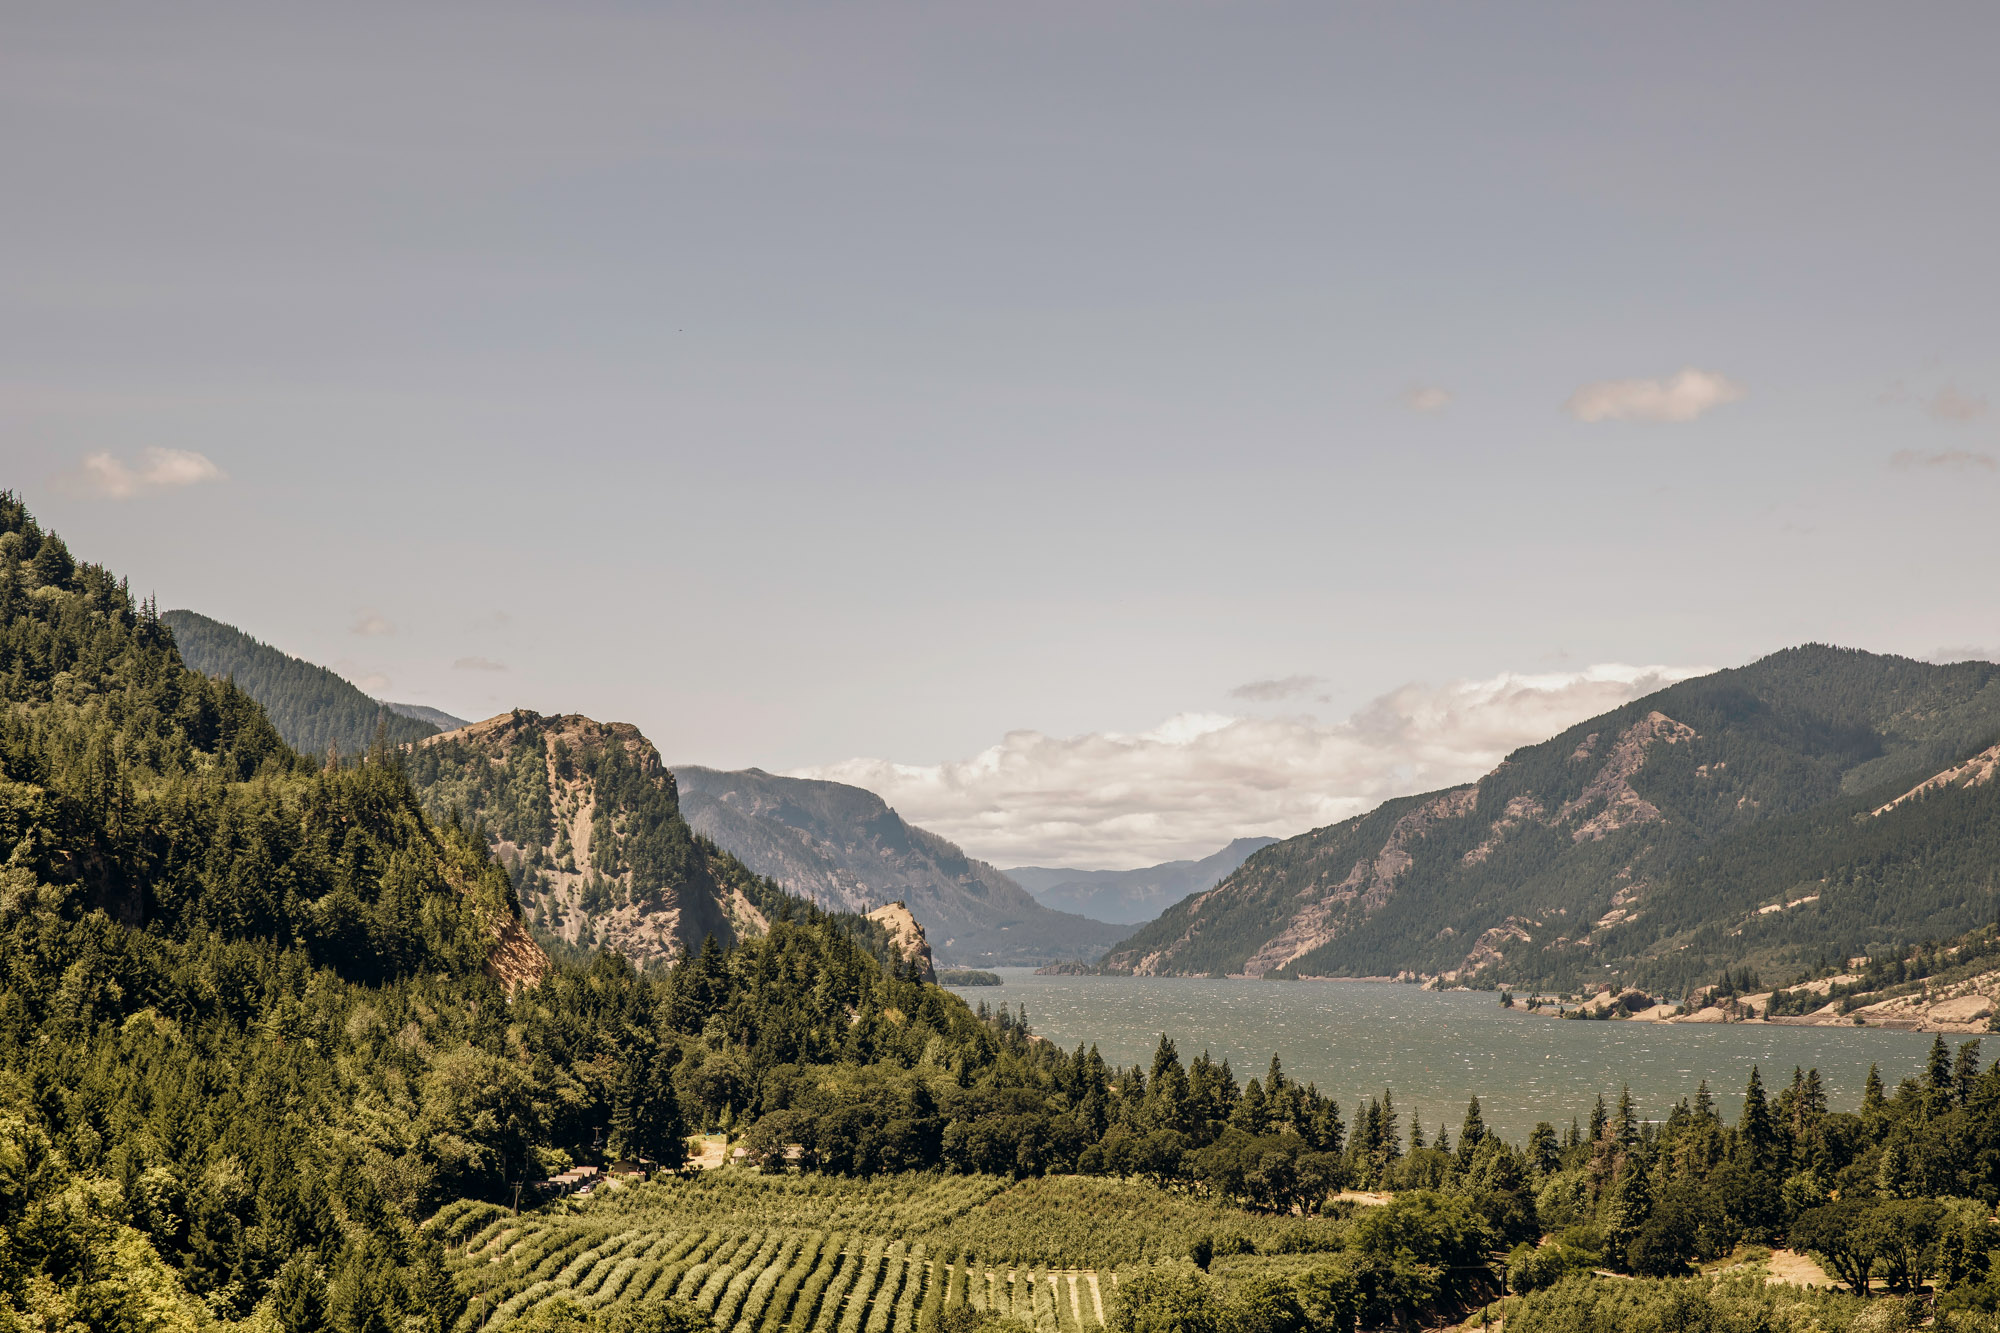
[673,766,1127,967]
[865,901,937,983]
[410,711,778,969]
[1102,646,2000,989]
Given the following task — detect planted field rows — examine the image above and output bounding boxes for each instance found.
[438,1175,1160,1333]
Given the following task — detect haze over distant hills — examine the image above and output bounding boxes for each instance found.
[1104,645,2000,994]
[1006,837,1279,924]
[163,608,441,756]
[159,606,1122,969]
[674,766,1127,967]
[385,700,470,730]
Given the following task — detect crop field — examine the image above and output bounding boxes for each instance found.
[433,1172,1334,1332]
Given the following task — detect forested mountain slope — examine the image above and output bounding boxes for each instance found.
[674,765,1128,966]
[407,710,788,969]
[1006,837,1280,924]
[1104,646,2000,992]
[162,606,440,755]
[0,493,954,1329]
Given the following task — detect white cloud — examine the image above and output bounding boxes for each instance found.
[1402,385,1452,414]
[799,662,1712,869]
[1565,368,1746,423]
[62,447,225,499]
[351,610,395,637]
[1891,448,1996,472]
[1926,645,1996,665]
[1230,674,1321,702]
[453,655,507,672]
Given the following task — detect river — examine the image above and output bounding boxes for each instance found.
[946,970,1944,1141]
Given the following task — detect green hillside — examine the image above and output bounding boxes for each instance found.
[162,606,441,756]
[12,494,2000,1333]
[1104,646,2000,992]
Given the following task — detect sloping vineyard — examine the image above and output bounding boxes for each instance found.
[433,1175,1173,1332]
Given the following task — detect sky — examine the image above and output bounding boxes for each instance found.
[5,3,1997,867]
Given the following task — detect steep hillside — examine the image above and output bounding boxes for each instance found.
[386,699,470,730]
[1006,837,1279,924]
[674,765,1127,966]
[0,496,540,989]
[163,607,441,755]
[1104,645,2000,993]
[408,711,786,969]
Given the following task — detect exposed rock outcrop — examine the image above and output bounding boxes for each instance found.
[865,901,937,983]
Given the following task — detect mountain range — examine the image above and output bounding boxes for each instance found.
[1005,837,1279,923]
[674,765,1127,966]
[161,608,1124,967]
[1101,645,2000,994]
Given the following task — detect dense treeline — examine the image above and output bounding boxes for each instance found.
[162,608,439,758]
[7,493,2000,1332]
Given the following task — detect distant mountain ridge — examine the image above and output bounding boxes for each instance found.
[1103,645,2000,994]
[163,608,440,755]
[1005,837,1280,923]
[673,765,1127,966]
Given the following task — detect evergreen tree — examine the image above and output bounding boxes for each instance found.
[1457,1096,1486,1165]
[1738,1067,1778,1169]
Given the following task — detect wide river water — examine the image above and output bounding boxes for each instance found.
[948,970,1943,1141]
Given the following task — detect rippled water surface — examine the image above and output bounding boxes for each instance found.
[949,970,1939,1141]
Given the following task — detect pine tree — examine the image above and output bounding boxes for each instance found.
[272,1256,329,1333]
[1738,1067,1778,1169]
[1614,1086,1638,1149]
[1379,1090,1402,1163]
[1457,1095,1486,1164]
[1603,1152,1653,1269]
[1954,1040,1982,1102]
[1863,1064,1886,1114]
[1926,1034,1955,1105]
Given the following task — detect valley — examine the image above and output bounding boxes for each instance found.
[7,494,2000,1333]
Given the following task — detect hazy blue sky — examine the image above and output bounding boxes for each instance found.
[6,3,1996,864]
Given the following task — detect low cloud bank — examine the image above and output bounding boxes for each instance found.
[801,662,1712,869]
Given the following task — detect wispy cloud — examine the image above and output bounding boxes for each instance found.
[1565,368,1745,424]
[1926,645,1996,665]
[1883,379,1989,423]
[1927,384,1989,423]
[1402,385,1452,414]
[351,611,395,637]
[1230,674,1322,702]
[1891,449,1996,472]
[801,662,1712,868]
[60,447,225,499]
[453,656,507,672]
